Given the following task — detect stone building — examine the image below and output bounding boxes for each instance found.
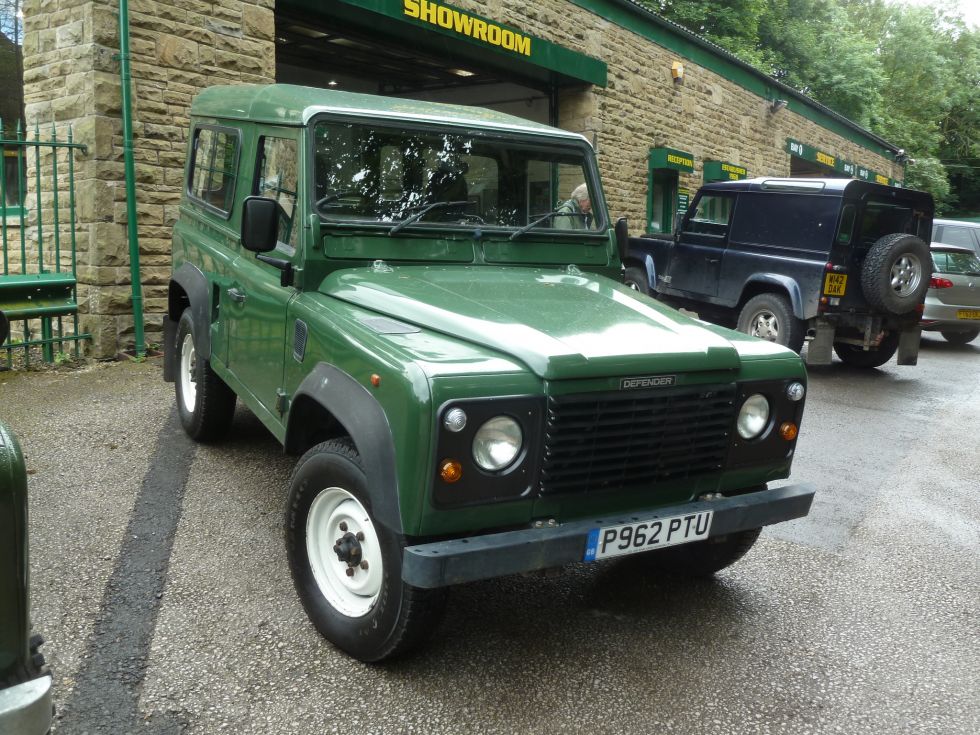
[19,0,905,356]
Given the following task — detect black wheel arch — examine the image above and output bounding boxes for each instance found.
[170,262,211,360]
[621,250,657,292]
[737,275,808,320]
[285,363,403,534]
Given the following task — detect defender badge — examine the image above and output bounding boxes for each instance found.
[620,375,676,389]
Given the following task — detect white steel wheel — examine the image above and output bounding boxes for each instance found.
[178,332,197,414]
[889,253,922,297]
[306,486,384,618]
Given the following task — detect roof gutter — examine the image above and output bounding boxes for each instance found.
[599,0,901,155]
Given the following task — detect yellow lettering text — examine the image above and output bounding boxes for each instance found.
[404,0,420,19]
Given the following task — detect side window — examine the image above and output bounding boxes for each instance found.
[686,194,733,236]
[256,136,299,248]
[937,226,975,249]
[188,126,240,216]
[729,193,838,251]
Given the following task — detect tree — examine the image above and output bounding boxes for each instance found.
[0,0,24,133]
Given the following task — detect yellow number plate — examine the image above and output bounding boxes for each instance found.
[824,273,848,296]
[956,309,980,320]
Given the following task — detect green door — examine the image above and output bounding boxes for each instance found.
[648,168,678,234]
[226,130,301,416]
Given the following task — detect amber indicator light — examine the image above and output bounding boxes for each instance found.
[779,422,798,441]
[370,373,381,387]
[439,459,463,483]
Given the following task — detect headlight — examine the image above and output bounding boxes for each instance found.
[737,394,770,439]
[472,416,523,471]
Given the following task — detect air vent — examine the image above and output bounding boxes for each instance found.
[293,319,308,362]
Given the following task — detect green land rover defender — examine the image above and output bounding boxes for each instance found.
[163,84,815,662]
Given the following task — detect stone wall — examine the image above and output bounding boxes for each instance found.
[19,0,902,356]
[21,0,275,357]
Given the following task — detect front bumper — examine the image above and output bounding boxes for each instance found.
[0,675,53,735]
[403,483,815,588]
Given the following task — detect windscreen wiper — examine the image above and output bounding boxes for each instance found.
[388,201,471,236]
[509,210,578,241]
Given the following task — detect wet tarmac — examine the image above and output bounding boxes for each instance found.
[1,334,976,734]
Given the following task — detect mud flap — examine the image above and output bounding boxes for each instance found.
[162,316,177,382]
[806,320,835,365]
[896,327,921,365]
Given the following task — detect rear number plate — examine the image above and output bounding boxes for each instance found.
[956,309,980,320]
[824,273,848,296]
[583,511,713,561]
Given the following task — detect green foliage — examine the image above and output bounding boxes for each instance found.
[642,0,980,214]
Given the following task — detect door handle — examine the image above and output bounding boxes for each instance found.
[706,258,720,264]
[227,287,247,304]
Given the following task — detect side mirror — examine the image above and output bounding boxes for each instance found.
[0,310,8,347]
[614,217,629,262]
[241,196,280,253]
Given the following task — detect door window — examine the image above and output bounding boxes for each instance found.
[687,194,733,236]
[256,136,299,248]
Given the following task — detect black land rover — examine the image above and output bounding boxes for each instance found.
[624,178,934,367]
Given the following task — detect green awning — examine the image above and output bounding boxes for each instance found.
[308,0,608,87]
[704,160,747,182]
[650,147,694,173]
[786,138,899,187]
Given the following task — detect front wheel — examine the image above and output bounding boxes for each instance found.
[624,266,651,295]
[638,528,762,577]
[941,328,980,345]
[174,308,235,441]
[833,331,900,368]
[285,438,446,662]
[737,293,805,352]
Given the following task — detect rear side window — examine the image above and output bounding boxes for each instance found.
[188,126,240,217]
[936,226,977,249]
[730,193,837,251]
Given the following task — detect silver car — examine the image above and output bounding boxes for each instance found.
[921,245,980,345]
[932,219,980,259]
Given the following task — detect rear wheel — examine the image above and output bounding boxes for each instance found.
[285,438,446,662]
[941,328,980,345]
[737,293,805,352]
[174,308,235,441]
[833,331,900,368]
[638,529,762,577]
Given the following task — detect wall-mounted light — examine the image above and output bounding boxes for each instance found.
[769,99,788,113]
[894,148,910,164]
[671,61,684,85]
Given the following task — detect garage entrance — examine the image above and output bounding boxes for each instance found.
[274,0,606,127]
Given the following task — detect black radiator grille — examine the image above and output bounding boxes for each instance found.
[540,383,737,495]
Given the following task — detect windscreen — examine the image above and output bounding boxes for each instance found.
[312,120,602,232]
[932,251,980,275]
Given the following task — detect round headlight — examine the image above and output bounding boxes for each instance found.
[737,394,770,439]
[472,416,523,471]
[786,381,806,402]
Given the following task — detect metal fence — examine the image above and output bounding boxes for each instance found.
[0,121,90,367]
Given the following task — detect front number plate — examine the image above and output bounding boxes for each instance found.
[824,273,848,296]
[583,510,713,561]
[956,309,980,320]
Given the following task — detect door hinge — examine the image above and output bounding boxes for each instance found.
[275,389,290,415]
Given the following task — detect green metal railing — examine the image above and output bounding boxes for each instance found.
[0,121,90,367]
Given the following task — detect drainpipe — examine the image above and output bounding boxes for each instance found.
[118,0,146,357]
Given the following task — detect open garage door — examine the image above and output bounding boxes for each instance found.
[274,0,606,127]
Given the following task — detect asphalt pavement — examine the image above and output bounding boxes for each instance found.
[1,334,977,734]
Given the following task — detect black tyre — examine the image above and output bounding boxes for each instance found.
[638,528,762,577]
[174,308,235,441]
[833,331,900,368]
[736,293,806,352]
[624,266,651,295]
[941,329,980,345]
[285,438,446,662]
[861,234,931,315]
